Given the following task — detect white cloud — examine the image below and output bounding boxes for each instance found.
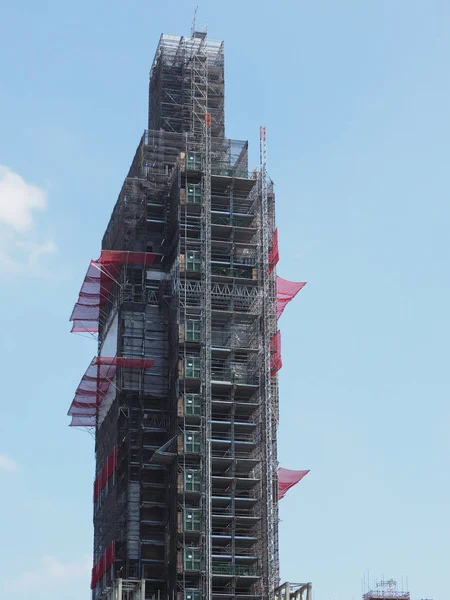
[0,166,47,231]
[0,454,18,471]
[5,555,91,598]
[0,166,56,276]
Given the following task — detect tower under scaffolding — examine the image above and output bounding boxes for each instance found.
[68,30,307,600]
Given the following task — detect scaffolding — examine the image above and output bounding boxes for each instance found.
[275,582,312,600]
[67,30,308,600]
[364,580,411,600]
[149,34,224,138]
[98,579,145,600]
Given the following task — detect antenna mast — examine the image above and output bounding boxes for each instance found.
[191,5,199,34]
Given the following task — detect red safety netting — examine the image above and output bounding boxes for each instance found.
[67,358,116,427]
[95,356,154,369]
[91,541,116,589]
[270,330,282,375]
[70,416,99,427]
[276,276,306,319]
[70,250,156,333]
[277,467,310,500]
[94,446,118,502]
[268,228,279,274]
[68,356,155,427]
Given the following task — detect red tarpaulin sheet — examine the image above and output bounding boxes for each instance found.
[67,358,116,427]
[95,356,154,369]
[268,228,279,274]
[70,250,156,333]
[276,276,306,319]
[91,541,116,589]
[93,446,118,502]
[70,416,98,427]
[270,330,282,375]
[277,467,309,500]
[68,356,155,427]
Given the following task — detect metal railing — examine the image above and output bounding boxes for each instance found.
[211,214,256,227]
[212,564,260,576]
[211,448,257,459]
[212,506,259,518]
[212,265,254,279]
[211,365,259,385]
[121,285,160,305]
[211,430,257,443]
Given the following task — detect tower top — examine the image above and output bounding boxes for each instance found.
[149,32,225,137]
[150,33,223,76]
[364,579,410,600]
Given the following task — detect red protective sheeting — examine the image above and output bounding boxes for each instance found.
[95,356,154,369]
[70,416,98,427]
[277,467,309,500]
[91,541,116,589]
[68,356,154,427]
[90,564,98,590]
[105,542,115,570]
[70,250,156,333]
[276,276,306,319]
[106,445,118,479]
[67,358,116,427]
[100,464,107,489]
[94,446,118,502]
[268,228,279,274]
[270,330,282,375]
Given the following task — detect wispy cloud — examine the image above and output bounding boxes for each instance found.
[5,555,91,597]
[0,166,57,276]
[0,454,18,471]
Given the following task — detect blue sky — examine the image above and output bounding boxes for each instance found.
[0,1,449,599]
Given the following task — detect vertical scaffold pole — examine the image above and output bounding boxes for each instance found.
[203,106,212,600]
[191,34,212,600]
[260,125,275,599]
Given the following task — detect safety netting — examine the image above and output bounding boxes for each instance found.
[94,446,118,502]
[277,467,309,500]
[68,356,155,427]
[70,250,156,333]
[91,541,116,589]
[268,228,279,274]
[276,276,306,319]
[270,330,282,375]
[67,359,116,427]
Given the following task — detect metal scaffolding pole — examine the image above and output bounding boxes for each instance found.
[260,125,276,598]
[191,35,212,600]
